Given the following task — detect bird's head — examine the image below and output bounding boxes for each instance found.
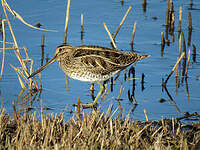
[28,44,73,79]
[54,44,74,60]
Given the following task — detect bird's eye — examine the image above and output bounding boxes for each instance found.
[59,48,62,52]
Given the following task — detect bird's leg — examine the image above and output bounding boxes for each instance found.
[101,83,108,98]
[90,83,94,92]
[75,82,104,109]
[90,83,95,100]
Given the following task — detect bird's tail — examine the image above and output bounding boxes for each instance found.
[138,54,150,61]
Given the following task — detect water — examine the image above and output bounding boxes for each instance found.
[0,0,200,121]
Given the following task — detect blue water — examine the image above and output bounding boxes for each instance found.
[0,0,200,121]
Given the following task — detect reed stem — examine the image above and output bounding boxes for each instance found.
[63,0,71,45]
[112,6,132,40]
[130,21,137,47]
[104,23,117,49]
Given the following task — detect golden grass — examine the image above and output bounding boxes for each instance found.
[163,52,185,86]
[0,107,199,149]
[0,0,45,90]
[112,5,132,40]
[2,0,57,32]
[63,0,71,44]
[130,21,137,47]
[103,23,117,49]
[0,19,5,80]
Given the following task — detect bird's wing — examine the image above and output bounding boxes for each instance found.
[73,49,138,70]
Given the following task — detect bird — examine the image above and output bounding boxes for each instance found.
[28,44,149,108]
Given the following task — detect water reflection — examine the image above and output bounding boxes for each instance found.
[162,85,181,113]
[14,89,41,114]
[12,89,57,115]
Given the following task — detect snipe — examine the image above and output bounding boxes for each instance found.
[28,45,149,108]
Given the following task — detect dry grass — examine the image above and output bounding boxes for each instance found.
[0,107,199,149]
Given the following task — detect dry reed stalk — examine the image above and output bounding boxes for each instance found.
[77,98,83,121]
[161,32,165,46]
[181,32,186,83]
[95,112,104,127]
[0,47,15,50]
[2,0,56,32]
[161,32,165,56]
[170,12,175,33]
[1,0,37,87]
[172,117,175,135]
[170,0,174,12]
[178,35,182,56]
[10,64,26,89]
[188,12,192,46]
[23,47,29,60]
[41,34,45,66]
[103,23,117,49]
[176,34,182,76]
[178,7,182,34]
[188,12,192,30]
[0,19,5,80]
[120,0,124,6]
[192,44,196,62]
[185,77,189,103]
[107,106,119,123]
[63,0,71,44]
[112,5,132,40]
[46,53,49,63]
[168,0,174,32]
[81,14,84,46]
[144,109,149,121]
[38,72,42,89]
[143,0,147,6]
[105,104,113,120]
[0,41,13,44]
[152,126,162,137]
[166,10,169,26]
[166,0,169,25]
[142,0,147,12]
[131,95,137,104]
[73,127,83,142]
[81,13,84,33]
[190,0,193,8]
[22,47,35,87]
[130,21,137,46]
[30,60,39,89]
[185,48,191,77]
[110,119,113,136]
[176,34,182,88]
[12,101,18,122]
[135,122,152,138]
[187,30,192,46]
[163,52,185,85]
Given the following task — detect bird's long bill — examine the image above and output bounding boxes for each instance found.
[28,55,57,79]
